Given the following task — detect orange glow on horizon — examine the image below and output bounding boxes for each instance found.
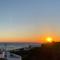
[0,35,59,43]
[46,37,53,43]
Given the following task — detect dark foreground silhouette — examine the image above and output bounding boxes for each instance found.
[10,42,60,60]
[0,58,6,60]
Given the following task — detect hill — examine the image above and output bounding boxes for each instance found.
[10,42,60,60]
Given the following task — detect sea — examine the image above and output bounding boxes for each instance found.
[0,42,41,50]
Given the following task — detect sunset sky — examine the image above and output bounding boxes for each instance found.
[0,0,60,43]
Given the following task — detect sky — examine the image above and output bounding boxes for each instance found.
[0,0,60,42]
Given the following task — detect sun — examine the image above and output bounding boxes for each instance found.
[46,37,53,43]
